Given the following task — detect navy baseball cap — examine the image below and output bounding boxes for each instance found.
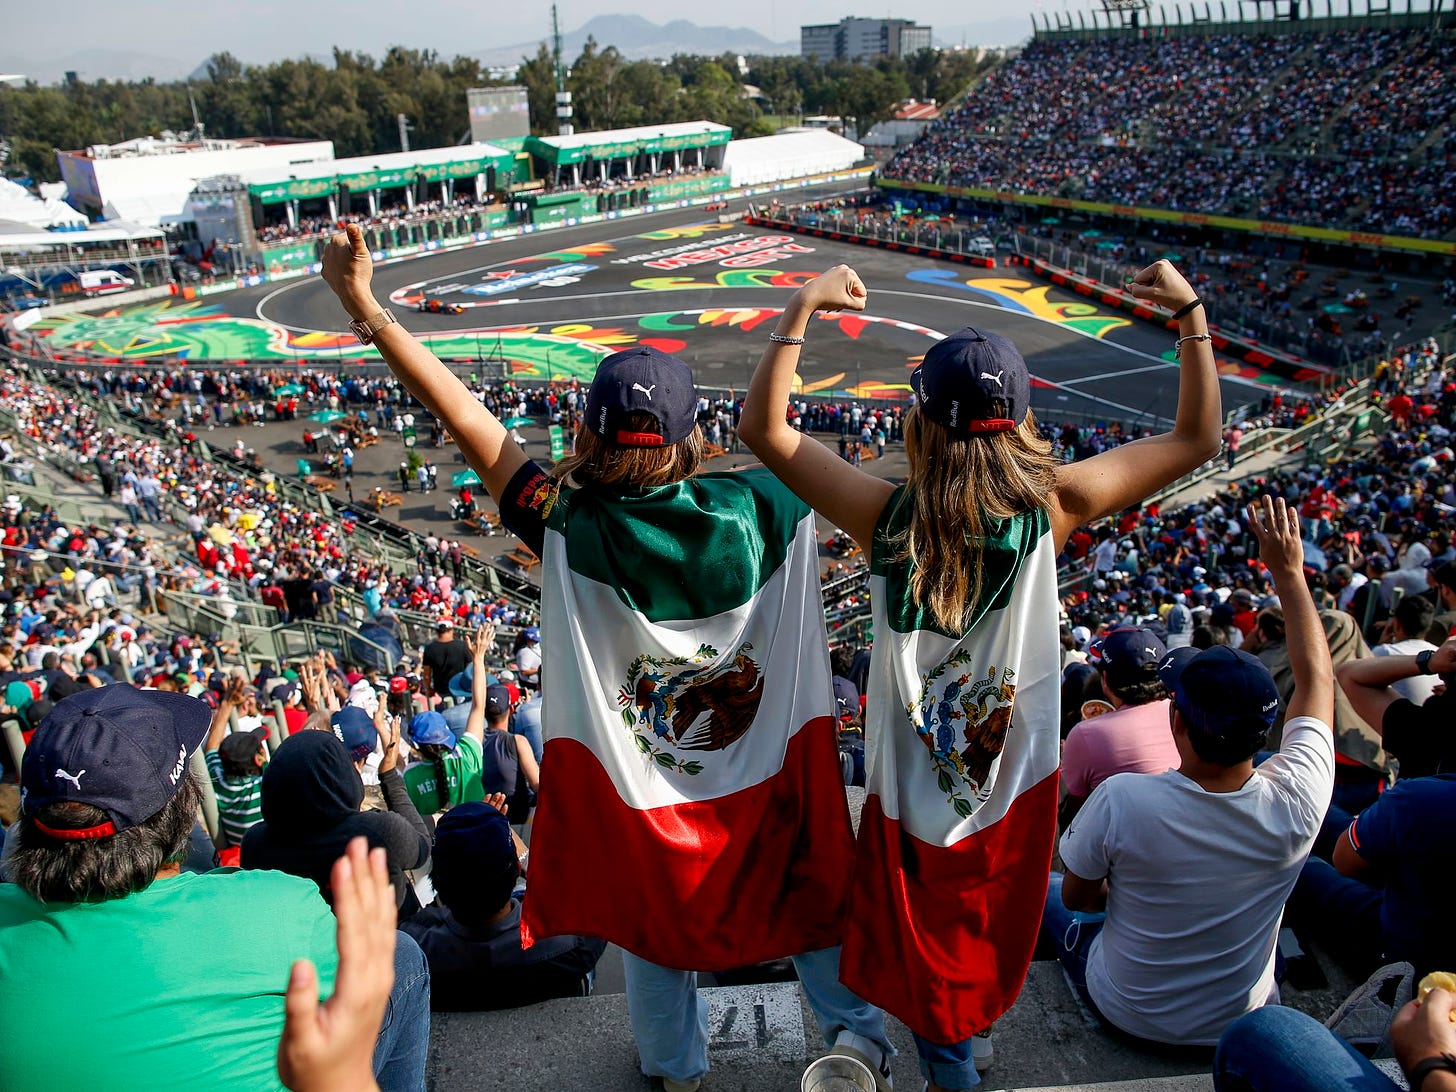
[218,725,270,766]
[484,684,513,718]
[1157,645,1281,747]
[21,685,211,840]
[585,346,697,447]
[330,706,376,760]
[911,327,1030,435]
[432,800,516,880]
[407,710,454,747]
[1090,626,1167,680]
[832,677,860,721]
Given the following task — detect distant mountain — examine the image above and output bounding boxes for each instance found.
[475,14,797,66]
[0,48,195,85]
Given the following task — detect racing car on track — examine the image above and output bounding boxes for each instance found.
[416,297,465,315]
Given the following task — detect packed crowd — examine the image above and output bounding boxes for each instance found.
[0,240,1452,1091]
[770,191,1448,365]
[887,27,1456,238]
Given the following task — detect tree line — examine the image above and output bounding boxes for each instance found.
[0,45,997,184]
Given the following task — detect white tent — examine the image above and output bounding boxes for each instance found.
[0,178,87,230]
[722,131,866,189]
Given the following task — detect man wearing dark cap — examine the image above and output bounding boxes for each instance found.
[478,682,539,825]
[401,800,606,1011]
[1058,626,1180,830]
[0,685,338,1090]
[1050,497,1335,1047]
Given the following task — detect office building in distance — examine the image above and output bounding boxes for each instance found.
[801,17,933,63]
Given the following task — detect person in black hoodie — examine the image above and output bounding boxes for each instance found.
[241,728,430,913]
[241,726,434,1091]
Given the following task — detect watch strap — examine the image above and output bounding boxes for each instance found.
[1410,1053,1456,1092]
[349,309,396,345]
[1416,648,1436,675]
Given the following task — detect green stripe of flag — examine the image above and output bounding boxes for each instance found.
[551,468,810,623]
[871,488,1050,638]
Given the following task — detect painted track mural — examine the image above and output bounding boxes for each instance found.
[19,212,1283,417]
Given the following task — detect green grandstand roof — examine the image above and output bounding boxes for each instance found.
[526,122,732,166]
[246,145,514,204]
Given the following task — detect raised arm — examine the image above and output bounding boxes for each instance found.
[1248,495,1334,726]
[737,266,896,549]
[320,224,527,502]
[462,623,495,745]
[1050,261,1222,546]
[1336,634,1456,731]
[206,674,246,752]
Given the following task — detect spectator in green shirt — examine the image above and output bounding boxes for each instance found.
[403,624,495,816]
[0,685,339,1092]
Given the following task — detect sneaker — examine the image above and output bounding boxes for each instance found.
[971,1027,994,1074]
[829,1030,893,1092]
[660,1079,701,1092]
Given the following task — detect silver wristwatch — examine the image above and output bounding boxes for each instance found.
[349,309,397,345]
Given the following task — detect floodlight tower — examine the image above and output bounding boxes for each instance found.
[1100,0,1152,27]
[552,5,574,136]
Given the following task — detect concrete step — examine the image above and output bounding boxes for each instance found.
[1005,1081,1211,1092]
[426,962,1214,1092]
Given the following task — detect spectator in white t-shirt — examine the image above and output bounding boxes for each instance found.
[1044,496,1335,1048]
[1370,596,1440,705]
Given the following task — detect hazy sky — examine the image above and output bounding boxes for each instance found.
[4,0,1038,68]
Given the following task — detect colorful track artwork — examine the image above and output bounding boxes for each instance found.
[22,300,943,397]
[906,269,1134,340]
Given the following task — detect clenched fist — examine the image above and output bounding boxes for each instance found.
[320,223,379,322]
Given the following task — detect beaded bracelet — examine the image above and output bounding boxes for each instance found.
[768,333,806,346]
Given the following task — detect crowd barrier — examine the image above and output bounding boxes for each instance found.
[1001,252,1328,383]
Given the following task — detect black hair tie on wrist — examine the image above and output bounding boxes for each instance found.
[1171,298,1204,321]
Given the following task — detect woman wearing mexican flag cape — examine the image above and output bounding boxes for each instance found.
[319,224,895,1092]
[739,262,1221,1092]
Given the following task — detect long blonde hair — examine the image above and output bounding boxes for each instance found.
[891,408,1059,632]
[552,410,703,489]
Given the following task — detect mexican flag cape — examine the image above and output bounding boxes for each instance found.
[841,498,1061,1042]
[521,469,854,969]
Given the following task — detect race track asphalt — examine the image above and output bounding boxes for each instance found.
[229,190,1274,431]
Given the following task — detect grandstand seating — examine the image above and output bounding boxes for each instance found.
[886,27,1456,239]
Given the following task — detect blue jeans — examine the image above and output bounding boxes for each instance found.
[910,1032,981,1091]
[621,946,891,1083]
[1214,1005,1396,1092]
[373,931,431,1092]
[1286,856,1384,975]
[1041,872,1106,1000]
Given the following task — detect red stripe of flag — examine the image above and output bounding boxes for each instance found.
[840,772,1060,1042]
[522,718,854,969]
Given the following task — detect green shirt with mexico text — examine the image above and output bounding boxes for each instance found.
[403,732,485,814]
[0,868,338,1091]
